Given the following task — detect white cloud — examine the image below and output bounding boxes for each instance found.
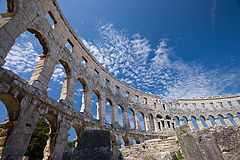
[82,22,240,99]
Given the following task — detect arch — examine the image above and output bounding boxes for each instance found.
[25,113,58,159]
[106,99,112,124]
[182,116,188,125]
[74,78,87,111]
[47,59,71,100]
[138,112,146,131]
[237,113,240,120]
[3,29,48,81]
[128,109,135,129]
[0,0,17,13]
[208,115,217,126]
[132,139,137,145]
[118,105,123,127]
[226,113,237,126]
[190,116,199,130]
[67,124,84,148]
[148,113,155,131]
[217,114,226,126]
[199,116,208,128]
[156,114,163,119]
[119,138,125,148]
[173,116,180,126]
[122,135,130,146]
[166,115,171,120]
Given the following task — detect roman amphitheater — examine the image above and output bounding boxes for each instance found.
[0,0,239,159]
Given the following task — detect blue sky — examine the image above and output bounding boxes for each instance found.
[1,0,240,141]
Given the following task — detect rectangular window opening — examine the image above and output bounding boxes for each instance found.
[126,91,130,97]
[135,95,139,102]
[201,103,206,108]
[81,57,87,66]
[94,70,99,78]
[45,11,57,29]
[115,86,120,94]
[65,39,74,52]
[227,101,232,107]
[218,102,223,107]
[192,103,197,108]
[144,97,147,104]
[106,79,110,87]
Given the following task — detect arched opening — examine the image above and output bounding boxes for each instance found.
[47,60,70,101]
[3,29,48,81]
[148,113,155,131]
[182,116,188,125]
[132,139,137,145]
[119,138,125,148]
[0,0,14,15]
[118,105,123,127]
[156,114,163,131]
[217,115,226,126]
[0,95,20,155]
[106,99,112,124]
[237,113,240,120]
[173,116,180,126]
[166,115,171,128]
[92,91,100,119]
[226,113,237,126]
[25,114,58,159]
[128,109,135,129]
[191,116,199,130]
[200,116,208,128]
[74,78,86,111]
[138,112,145,131]
[208,115,217,126]
[66,124,84,149]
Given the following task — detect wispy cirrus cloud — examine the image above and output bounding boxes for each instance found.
[82,22,240,99]
[210,0,217,29]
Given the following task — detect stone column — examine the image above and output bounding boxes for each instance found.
[29,55,57,93]
[133,111,140,130]
[60,76,75,106]
[1,97,40,159]
[111,103,119,126]
[99,97,106,122]
[80,89,92,115]
[122,109,130,129]
[143,115,149,132]
[188,120,196,130]
[153,117,160,133]
[197,120,205,130]
[234,117,240,125]
[223,117,232,126]
[205,119,212,128]
[214,118,223,126]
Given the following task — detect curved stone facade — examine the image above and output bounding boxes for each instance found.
[0,0,239,159]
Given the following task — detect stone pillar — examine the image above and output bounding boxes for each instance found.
[214,118,223,126]
[80,89,92,115]
[29,55,57,93]
[197,120,205,130]
[1,97,40,159]
[205,119,212,128]
[143,115,149,132]
[99,98,106,122]
[122,109,130,129]
[224,117,232,126]
[234,117,240,125]
[188,120,196,130]
[111,103,119,126]
[133,111,140,130]
[44,120,71,160]
[60,76,75,106]
[153,117,160,133]
[160,120,165,131]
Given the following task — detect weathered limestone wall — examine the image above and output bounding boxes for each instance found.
[176,125,240,160]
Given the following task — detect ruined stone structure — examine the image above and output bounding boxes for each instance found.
[0,0,239,159]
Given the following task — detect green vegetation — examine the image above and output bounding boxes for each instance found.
[176,149,184,160]
[24,117,50,160]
